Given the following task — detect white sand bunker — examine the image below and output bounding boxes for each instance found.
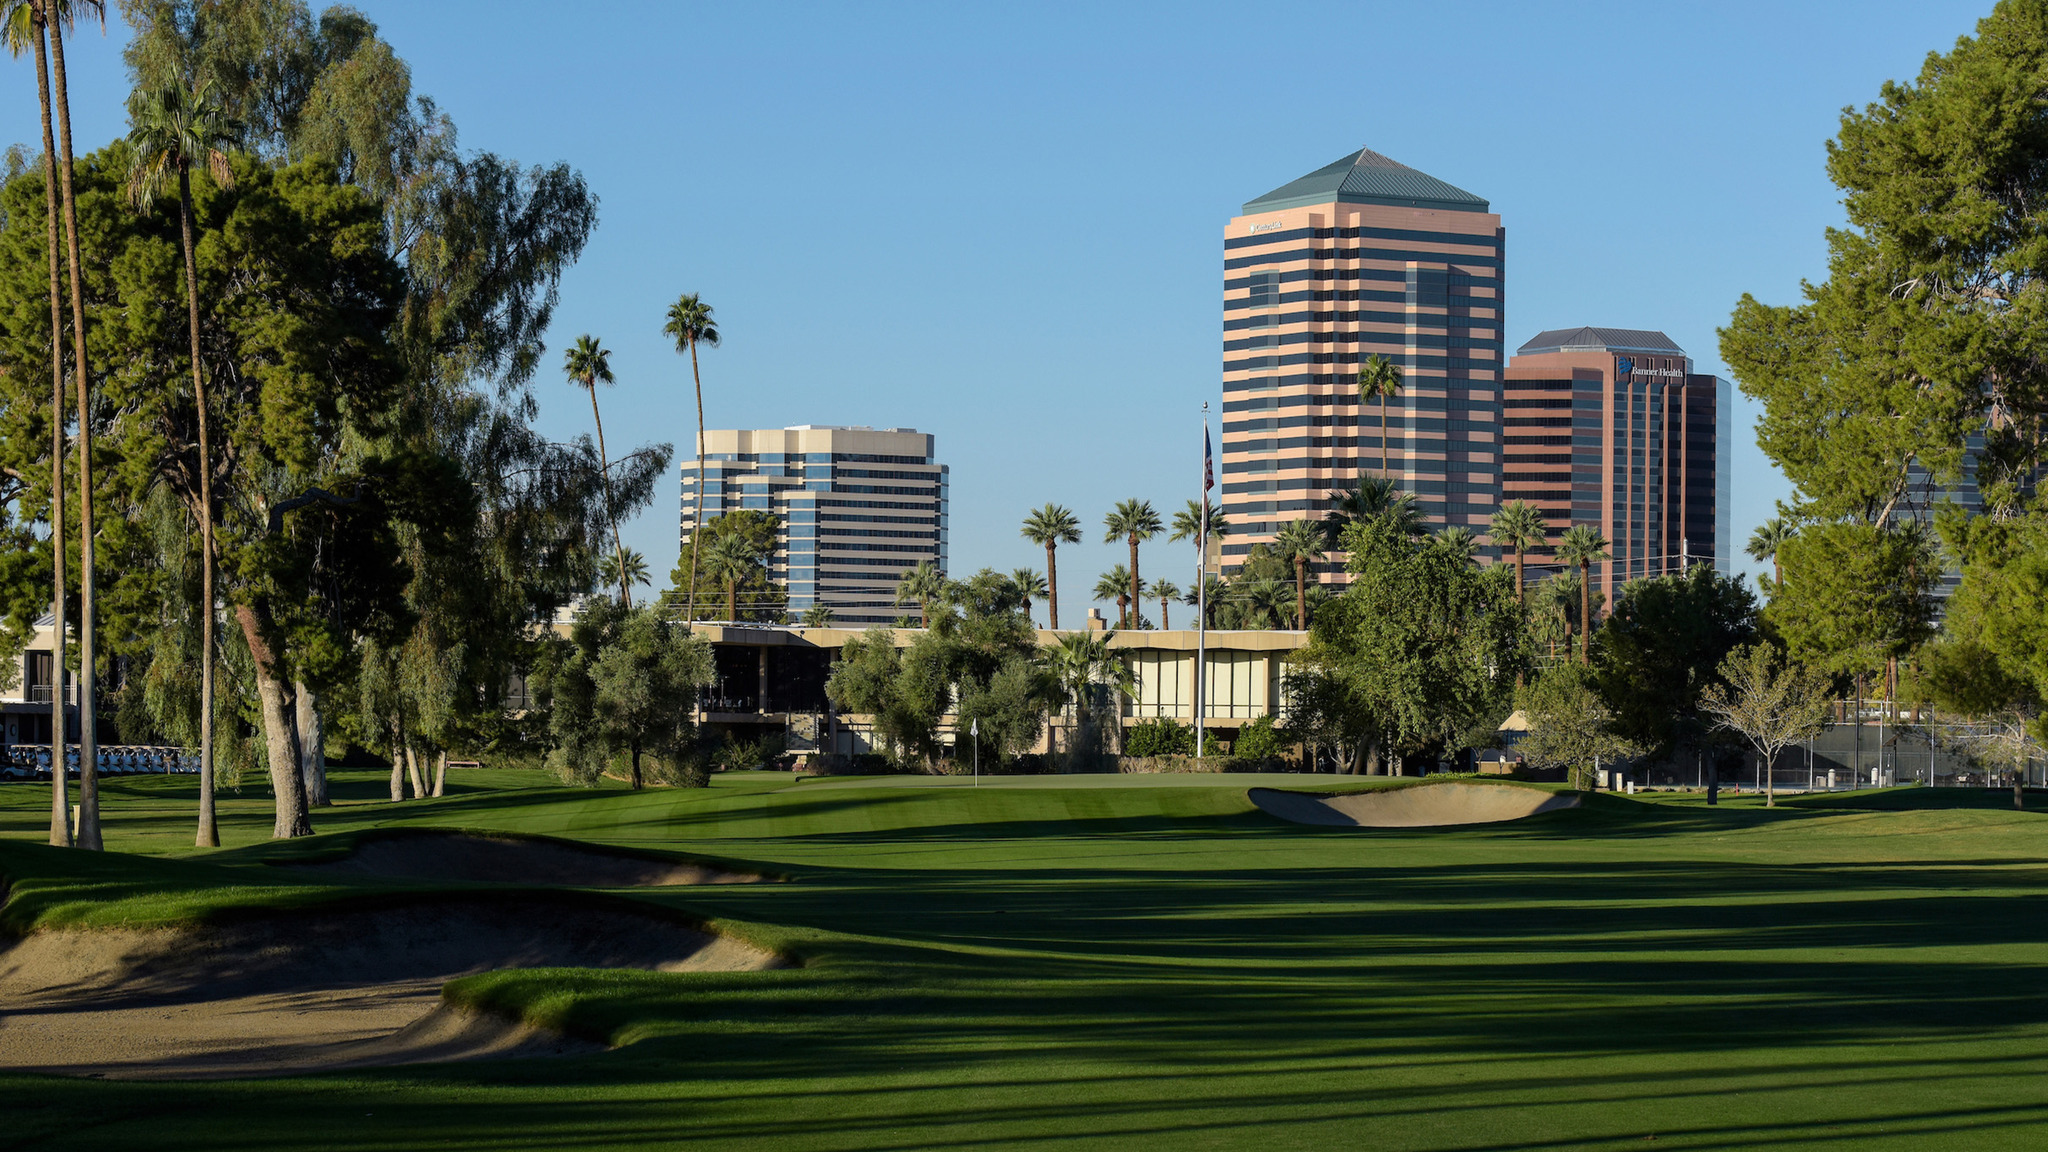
[291,831,762,887]
[1250,782,1580,828]
[0,897,780,1080]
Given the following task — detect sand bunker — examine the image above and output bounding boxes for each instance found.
[1250,782,1580,828]
[0,897,779,1080]
[290,831,762,887]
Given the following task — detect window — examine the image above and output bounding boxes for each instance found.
[1247,272,1280,310]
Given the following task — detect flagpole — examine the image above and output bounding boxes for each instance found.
[1196,402,1209,769]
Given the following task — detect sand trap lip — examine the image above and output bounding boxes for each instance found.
[285,830,764,887]
[1250,782,1580,828]
[0,895,781,1080]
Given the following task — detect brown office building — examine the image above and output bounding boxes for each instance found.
[1504,327,1729,605]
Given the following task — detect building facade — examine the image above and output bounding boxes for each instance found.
[1503,327,1730,604]
[1220,147,1506,575]
[679,426,948,626]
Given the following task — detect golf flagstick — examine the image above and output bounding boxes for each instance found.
[972,718,979,786]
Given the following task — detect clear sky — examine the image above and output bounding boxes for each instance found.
[6,1,1997,615]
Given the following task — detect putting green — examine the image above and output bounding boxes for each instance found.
[1,769,2046,1151]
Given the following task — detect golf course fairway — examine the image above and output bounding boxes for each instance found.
[2,768,2045,1150]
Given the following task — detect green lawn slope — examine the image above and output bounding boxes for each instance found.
[3,770,2047,1150]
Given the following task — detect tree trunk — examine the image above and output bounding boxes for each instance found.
[235,604,311,837]
[178,169,219,848]
[1045,541,1059,629]
[587,387,628,608]
[1514,546,1527,606]
[433,750,448,798]
[1161,595,1170,631]
[295,681,327,807]
[1707,757,1720,805]
[1579,561,1592,663]
[49,14,99,851]
[31,14,68,850]
[405,744,426,799]
[684,338,706,626]
[1381,393,1390,473]
[630,740,644,790]
[387,713,405,802]
[1763,749,1774,808]
[726,579,737,622]
[1128,535,1141,628]
[1294,557,1306,630]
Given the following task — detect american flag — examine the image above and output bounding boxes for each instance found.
[1203,426,1213,492]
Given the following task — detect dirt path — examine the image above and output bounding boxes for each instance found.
[0,897,779,1080]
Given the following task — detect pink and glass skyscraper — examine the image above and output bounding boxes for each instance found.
[1219,148,1506,577]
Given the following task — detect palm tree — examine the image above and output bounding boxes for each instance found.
[1231,579,1291,630]
[1747,517,1794,589]
[1103,499,1162,625]
[1095,565,1132,628]
[1534,573,1579,662]
[895,560,947,628]
[5,0,73,847]
[1556,525,1611,664]
[1046,631,1135,757]
[1149,579,1179,630]
[799,603,834,627]
[662,293,719,627]
[563,335,630,606]
[705,533,763,621]
[1169,498,1231,545]
[42,0,104,851]
[1435,525,1480,561]
[1357,354,1404,474]
[126,75,235,849]
[1183,574,1227,628]
[1325,475,1426,543]
[595,546,650,595]
[1020,504,1080,629]
[1272,519,1326,630]
[1010,567,1047,624]
[1489,500,1548,607]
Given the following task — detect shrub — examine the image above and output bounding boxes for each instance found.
[1124,718,1193,757]
[1234,715,1283,761]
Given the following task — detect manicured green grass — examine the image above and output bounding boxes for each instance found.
[3,769,2048,1150]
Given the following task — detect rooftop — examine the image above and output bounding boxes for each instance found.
[1516,327,1686,357]
[1243,147,1490,215]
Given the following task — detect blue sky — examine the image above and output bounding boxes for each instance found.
[8,1,1996,613]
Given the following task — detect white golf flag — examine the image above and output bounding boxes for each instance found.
[971,719,979,737]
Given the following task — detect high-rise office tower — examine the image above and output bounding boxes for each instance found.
[1503,328,1729,605]
[679,426,948,626]
[1220,147,1506,576]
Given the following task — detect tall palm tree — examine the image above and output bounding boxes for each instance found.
[1103,499,1162,625]
[563,335,630,606]
[1357,354,1404,474]
[1231,579,1291,630]
[1020,504,1080,629]
[1535,573,1579,662]
[1168,498,1231,545]
[1489,500,1548,608]
[705,533,762,622]
[1325,475,1425,543]
[1046,630,1135,756]
[1095,565,1132,628]
[1183,574,1227,629]
[662,293,719,627]
[799,603,834,627]
[1747,517,1794,589]
[1556,525,1610,664]
[1010,567,1047,624]
[1149,579,1179,630]
[45,0,104,851]
[595,545,650,595]
[5,0,72,847]
[1272,519,1326,630]
[127,77,236,849]
[895,560,947,628]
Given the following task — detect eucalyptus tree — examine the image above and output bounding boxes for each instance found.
[1273,519,1326,630]
[1556,525,1611,664]
[1489,499,1547,607]
[663,292,719,626]
[563,335,630,605]
[2,0,75,846]
[1020,503,1080,628]
[1357,354,1404,474]
[1103,498,1162,626]
[126,75,235,846]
